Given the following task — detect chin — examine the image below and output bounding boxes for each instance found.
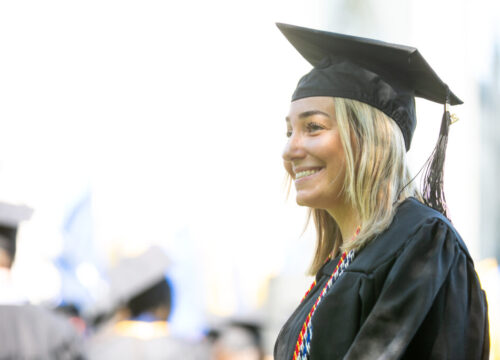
[296,191,343,210]
[295,194,321,208]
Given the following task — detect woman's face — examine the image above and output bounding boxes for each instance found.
[282,96,347,210]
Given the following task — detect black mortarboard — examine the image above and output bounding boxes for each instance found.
[277,23,462,217]
[0,201,33,263]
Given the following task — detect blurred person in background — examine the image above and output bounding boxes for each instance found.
[56,303,89,338]
[210,321,263,360]
[0,201,86,360]
[274,24,489,359]
[87,246,208,359]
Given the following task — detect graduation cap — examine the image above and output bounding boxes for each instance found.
[0,201,33,265]
[108,246,170,305]
[277,23,461,216]
[90,246,171,323]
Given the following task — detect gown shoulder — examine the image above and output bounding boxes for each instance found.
[341,198,489,359]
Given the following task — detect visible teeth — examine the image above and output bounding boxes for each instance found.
[295,169,320,179]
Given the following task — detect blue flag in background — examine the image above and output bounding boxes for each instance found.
[55,188,104,312]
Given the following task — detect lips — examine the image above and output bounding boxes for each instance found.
[294,167,323,180]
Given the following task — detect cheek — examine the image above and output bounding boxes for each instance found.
[321,141,347,176]
[313,136,344,163]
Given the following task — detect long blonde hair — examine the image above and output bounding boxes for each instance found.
[306,98,421,275]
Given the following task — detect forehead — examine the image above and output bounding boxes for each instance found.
[287,96,335,120]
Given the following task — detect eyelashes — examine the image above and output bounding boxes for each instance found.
[306,121,325,132]
[286,121,325,138]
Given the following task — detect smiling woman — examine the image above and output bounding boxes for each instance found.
[284,97,347,214]
[284,96,417,276]
[274,23,489,360]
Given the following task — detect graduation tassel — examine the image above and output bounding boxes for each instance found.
[421,89,452,219]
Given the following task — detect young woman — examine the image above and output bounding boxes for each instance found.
[274,23,489,360]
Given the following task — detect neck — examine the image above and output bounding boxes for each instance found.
[326,200,360,246]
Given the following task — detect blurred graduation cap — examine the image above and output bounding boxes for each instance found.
[109,246,170,306]
[0,201,33,264]
[277,23,462,216]
[91,246,171,322]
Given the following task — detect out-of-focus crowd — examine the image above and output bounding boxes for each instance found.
[0,201,267,360]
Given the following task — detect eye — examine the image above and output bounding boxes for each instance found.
[306,122,324,132]
[286,129,293,138]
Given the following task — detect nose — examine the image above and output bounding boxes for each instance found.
[282,132,306,162]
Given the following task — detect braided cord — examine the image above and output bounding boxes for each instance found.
[292,250,356,360]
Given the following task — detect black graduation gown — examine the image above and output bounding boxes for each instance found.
[274,198,489,360]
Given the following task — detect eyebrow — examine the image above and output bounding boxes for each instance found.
[286,110,331,122]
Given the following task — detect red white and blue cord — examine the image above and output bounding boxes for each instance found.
[293,249,356,360]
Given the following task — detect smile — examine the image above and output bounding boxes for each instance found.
[295,168,322,180]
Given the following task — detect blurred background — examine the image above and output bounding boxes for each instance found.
[0,0,499,358]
